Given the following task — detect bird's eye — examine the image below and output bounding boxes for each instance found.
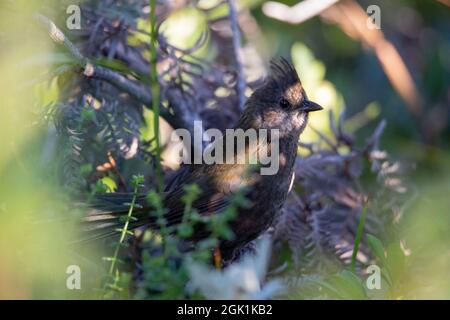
[279,98,290,109]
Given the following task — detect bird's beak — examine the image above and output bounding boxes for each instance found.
[302,100,323,112]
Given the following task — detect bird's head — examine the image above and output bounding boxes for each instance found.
[238,58,322,135]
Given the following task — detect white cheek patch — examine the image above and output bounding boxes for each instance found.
[293,112,307,130]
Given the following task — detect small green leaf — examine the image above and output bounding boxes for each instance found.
[366,234,386,263]
[79,163,93,177]
[385,243,406,283]
[330,270,368,300]
[198,238,218,250]
[131,174,145,187]
[177,223,194,238]
[94,180,108,194]
[100,176,117,192]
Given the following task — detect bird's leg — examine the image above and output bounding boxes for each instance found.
[213,247,222,270]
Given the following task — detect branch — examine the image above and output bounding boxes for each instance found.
[227,0,246,110]
[35,13,189,132]
[35,14,85,61]
[262,0,339,24]
[262,0,423,117]
[436,0,450,7]
[321,0,423,116]
[90,65,152,106]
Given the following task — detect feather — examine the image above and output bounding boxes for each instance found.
[269,57,301,92]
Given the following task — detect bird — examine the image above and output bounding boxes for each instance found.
[81,58,322,261]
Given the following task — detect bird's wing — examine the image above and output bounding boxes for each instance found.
[162,167,231,226]
[76,166,231,244]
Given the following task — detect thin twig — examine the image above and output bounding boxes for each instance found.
[308,124,339,153]
[150,0,164,193]
[227,0,246,110]
[103,177,140,296]
[35,13,85,61]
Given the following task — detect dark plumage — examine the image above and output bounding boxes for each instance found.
[82,58,323,259]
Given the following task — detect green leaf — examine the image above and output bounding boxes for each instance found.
[177,223,194,238]
[366,234,386,263]
[79,163,93,177]
[198,238,218,250]
[100,176,117,192]
[131,174,145,187]
[330,270,368,300]
[385,243,406,283]
[351,204,368,271]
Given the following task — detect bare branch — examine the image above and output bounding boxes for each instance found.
[436,0,450,7]
[227,0,246,110]
[89,65,152,105]
[366,119,386,150]
[262,0,339,24]
[35,13,85,62]
[35,13,191,132]
[321,0,423,116]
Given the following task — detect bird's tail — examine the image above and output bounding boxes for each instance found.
[76,192,154,244]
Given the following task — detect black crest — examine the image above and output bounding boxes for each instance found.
[269,57,301,91]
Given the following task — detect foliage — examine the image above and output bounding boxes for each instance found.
[133,184,250,299]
